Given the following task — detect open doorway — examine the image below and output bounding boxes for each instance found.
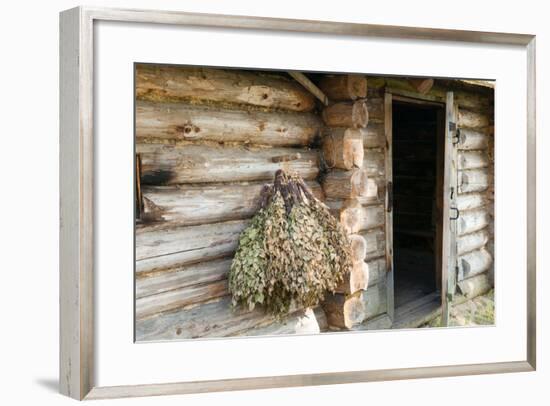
[392,98,445,325]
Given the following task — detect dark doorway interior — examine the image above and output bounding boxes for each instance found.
[392,100,444,313]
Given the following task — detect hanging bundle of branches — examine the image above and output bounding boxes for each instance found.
[229,170,353,316]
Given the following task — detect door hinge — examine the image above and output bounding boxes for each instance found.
[387,181,393,212]
[450,207,460,221]
[449,121,456,132]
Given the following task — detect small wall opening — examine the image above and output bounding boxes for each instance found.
[392,100,444,314]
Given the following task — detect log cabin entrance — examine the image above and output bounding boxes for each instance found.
[389,95,447,327]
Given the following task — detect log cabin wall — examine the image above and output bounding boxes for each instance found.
[135,65,494,340]
[135,65,328,340]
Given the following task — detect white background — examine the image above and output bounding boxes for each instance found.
[0,0,546,405]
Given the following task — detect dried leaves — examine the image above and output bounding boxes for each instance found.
[229,170,353,316]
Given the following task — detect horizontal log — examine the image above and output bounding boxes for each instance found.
[459,168,490,193]
[139,181,323,227]
[457,229,490,256]
[136,101,321,147]
[368,77,492,110]
[361,281,388,321]
[456,192,488,211]
[366,98,384,122]
[458,108,490,129]
[136,296,294,341]
[136,279,228,320]
[360,227,386,260]
[458,151,489,170]
[239,307,328,336]
[322,292,366,329]
[362,149,386,177]
[362,123,386,148]
[323,180,384,209]
[322,100,369,128]
[318,74,367,101]
[366,258,387,287]
[136,64,316,112]
[456,273,492,299]
[458,248,492,281]
[136,220,247,274]
[339,200,385,234]
[458,128,489,150]
[458,208,490,236]
[322,128,364,170]
[136,258,231,299]
[321,169,377,199]
[138,143,320,185]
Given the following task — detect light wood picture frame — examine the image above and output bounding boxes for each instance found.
[60,6,536,400]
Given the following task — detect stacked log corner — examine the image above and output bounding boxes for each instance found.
[455,94,495,300]
[319,75,386,330]
[134,65,329,340]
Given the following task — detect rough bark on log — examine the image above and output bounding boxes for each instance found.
[318,74,368,101]
[136,279,228,320]
[458,248,492,281]
[136,101,322,147]
[136,257,232,299]
[136,64,316,112]
[458,208,490,236]
[456,192,488,211]
[239,307,328,336]
[136,220,248,274]
[458,151,489,170]
[458,108,490,128]
[457,229,490,256]
[136,296,292,341]
[459,168,490,193]
[322,128,364,170]
[321,169,376,199]
[456,273,492,299]
[322,100,369,128]
[138,143,320,185]
[362,149,386,177]
[360,227,386,260]
[458,128,489,150]
[339,200,385,234]
[139,181,323,227]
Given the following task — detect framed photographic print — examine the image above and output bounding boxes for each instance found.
[60,6,536,400]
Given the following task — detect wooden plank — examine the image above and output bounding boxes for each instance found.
[136,220,248,274]
[383,92,394,321]
[288,71,329,106]
[459,168,490,193]
[456,192,488,211]
[136,64,316,112]
[136,101,322,147]
[138,143,320,185]
[458,151,489,170]
[458,128,489,150]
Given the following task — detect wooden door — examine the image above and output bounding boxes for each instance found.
[440,92,458,326]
